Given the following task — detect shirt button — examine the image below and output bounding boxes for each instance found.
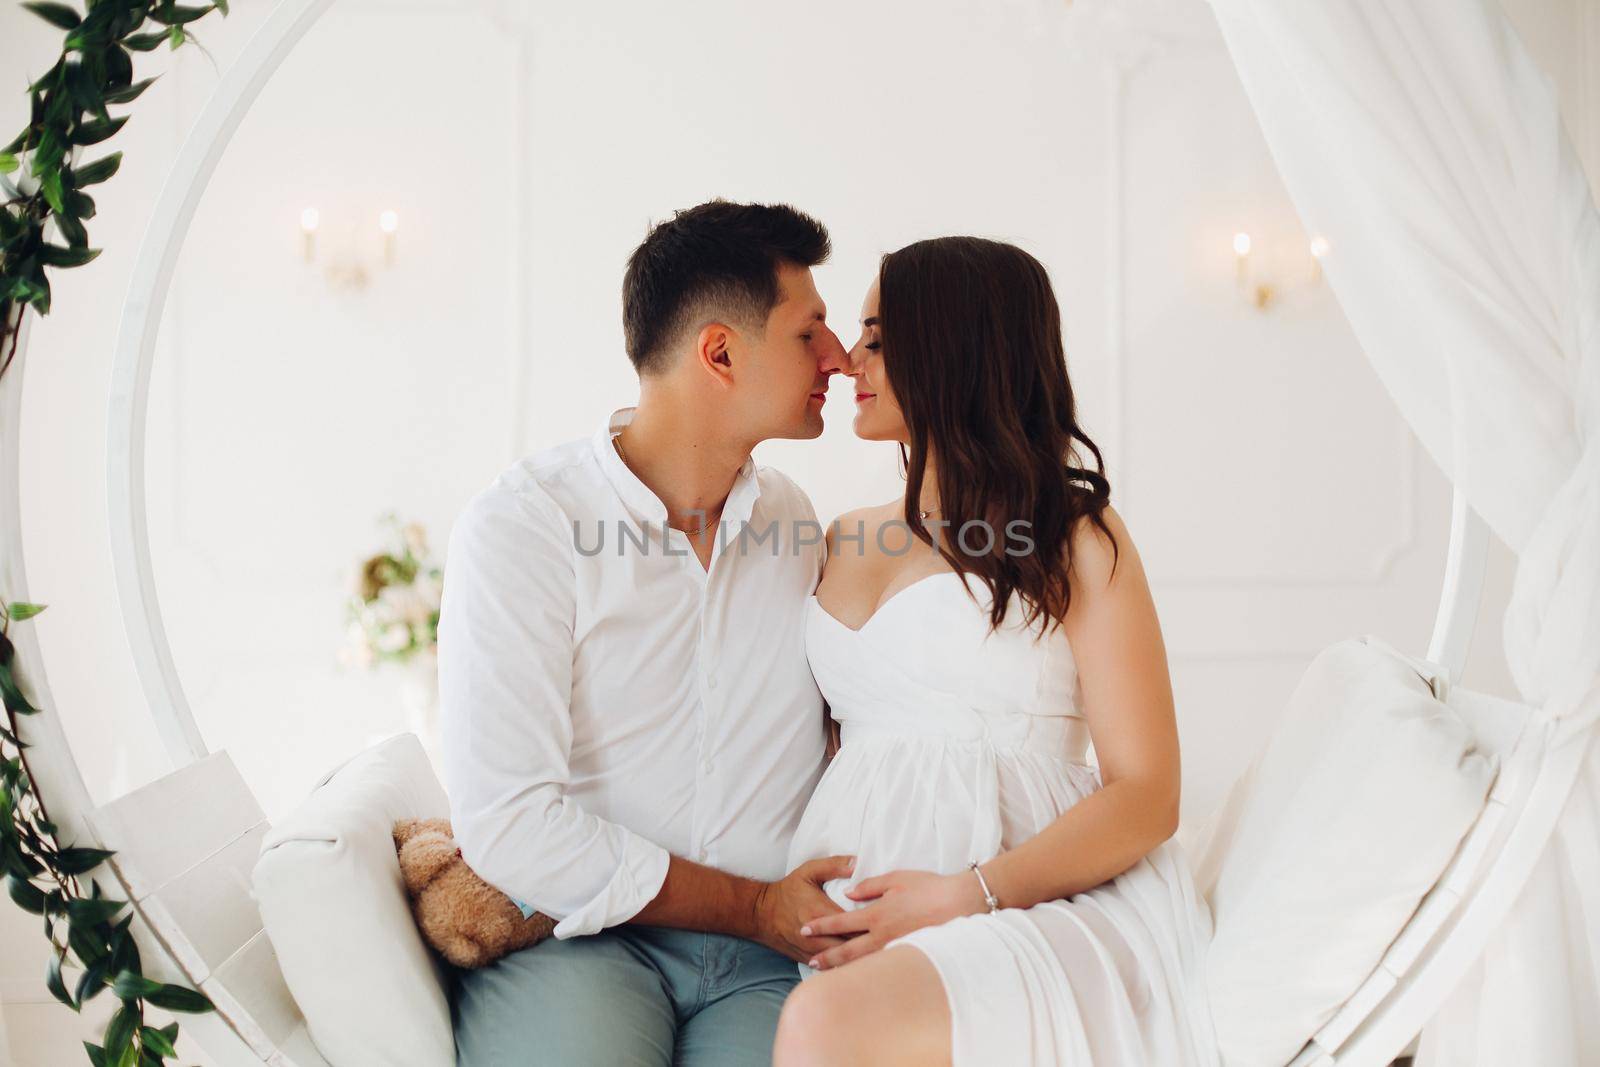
[707,675,719,690]
[697,848,709,862]
[703,760,715,775]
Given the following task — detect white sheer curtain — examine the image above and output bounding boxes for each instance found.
[1202,0,1600,1062]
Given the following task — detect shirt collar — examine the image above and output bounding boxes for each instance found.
[593,406,763,530]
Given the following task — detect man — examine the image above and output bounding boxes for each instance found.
[440,199,853,1065]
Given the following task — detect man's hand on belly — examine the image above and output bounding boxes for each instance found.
[753,854,857,963]
[626,852,853,962]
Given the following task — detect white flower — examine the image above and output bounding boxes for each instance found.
[380,583,431,627]
[376,622,412,654]
[361,600,393,630]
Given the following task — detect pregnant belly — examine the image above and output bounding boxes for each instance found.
[785,738,1001,912]
[786,734,1102,910]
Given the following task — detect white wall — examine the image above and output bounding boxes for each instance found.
[2,0,1594,1060]
[142,1,524,825]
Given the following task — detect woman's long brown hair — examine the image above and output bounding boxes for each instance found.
[878,235,1117,635]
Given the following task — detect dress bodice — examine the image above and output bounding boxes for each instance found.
[787,569,1101,924]
[806,570,1090,760]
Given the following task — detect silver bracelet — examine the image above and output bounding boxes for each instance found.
[967,860,1000,913]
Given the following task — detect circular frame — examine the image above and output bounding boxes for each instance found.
[107,0,339,769]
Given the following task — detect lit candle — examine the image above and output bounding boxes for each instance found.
[1232,231,1251,287]
[379,210,399,267]
[300,207,319,263]
[1309,234,1330,282]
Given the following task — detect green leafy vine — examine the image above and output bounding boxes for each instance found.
[1,1,233,1064]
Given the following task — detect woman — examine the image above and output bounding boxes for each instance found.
[772,237,1219,1066]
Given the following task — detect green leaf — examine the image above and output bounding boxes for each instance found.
[122,31,167,52]
[146,982,212,1013]
[103,1004,136,1061]
[72,152,121,187]
[74,955,110,1005]
[70,115,128,146]
[214,0,229,15]
[102,77,157,105]
[23,2,83,30]
[109,971,162,1000]
[5,873,47,914]
[54,214,88,249]
[66,895,125,926]
[1,668,39,715]
[107,915,139,974]
[62,189,96,219]
[31,125,63,175]
[147,4,212,26]
[46,951,75,1009]
[67,915,109,965]
[39,244,101,268]
[55,845,115,874]
[0,153,16,174]
[7,602,47,621]
[138,1026,177,1058]
[43,86,72,127]
[39,170,66,216]
[83,1042,108,1067]
[64,59,102,116]
[103,44,133,89]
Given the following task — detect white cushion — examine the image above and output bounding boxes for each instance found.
[1188,635,1497,1067]
[253,733,454,1067]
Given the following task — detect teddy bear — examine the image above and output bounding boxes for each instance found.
[392,817,556,969]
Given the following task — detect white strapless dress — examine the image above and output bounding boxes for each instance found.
[785,571,1220,1066]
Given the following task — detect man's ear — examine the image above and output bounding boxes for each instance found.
[695,323,737,386]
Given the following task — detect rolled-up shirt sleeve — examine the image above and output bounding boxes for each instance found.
[438,480,671,939]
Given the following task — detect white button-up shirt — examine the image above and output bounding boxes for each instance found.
[439,406,828,939]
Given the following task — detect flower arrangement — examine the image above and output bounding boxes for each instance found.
[340,515,443,670]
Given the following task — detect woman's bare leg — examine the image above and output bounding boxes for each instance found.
[772,945,952,1067]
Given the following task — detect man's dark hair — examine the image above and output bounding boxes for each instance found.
[622,199,831,375]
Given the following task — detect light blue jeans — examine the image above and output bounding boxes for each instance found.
[451,924,798,1066]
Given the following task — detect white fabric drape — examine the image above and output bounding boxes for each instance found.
[1203,0,1600,1062]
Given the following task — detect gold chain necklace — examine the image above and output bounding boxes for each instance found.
[613,432,710,536]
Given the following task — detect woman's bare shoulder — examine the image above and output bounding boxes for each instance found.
[1069,502,1141,591]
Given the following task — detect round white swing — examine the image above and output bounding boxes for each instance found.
[3,0,1592,1064]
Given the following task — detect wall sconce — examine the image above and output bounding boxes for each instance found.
[298,207,401,292]
[1232,229,1328,311]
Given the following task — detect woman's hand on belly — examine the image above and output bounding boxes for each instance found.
[797,868,990,971]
